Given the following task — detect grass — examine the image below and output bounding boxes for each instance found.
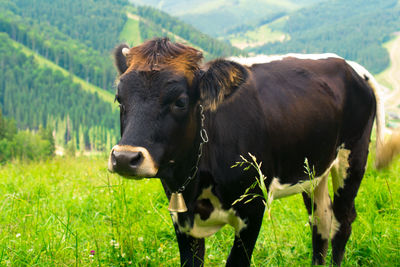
[229,24,288,50]
[120,15,142,47]
[9,37,116,106]
[0,153,398,266]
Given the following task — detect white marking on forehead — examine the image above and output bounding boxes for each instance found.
[331,144,351,195]
[229,53,342,66]
[171,186,247,238]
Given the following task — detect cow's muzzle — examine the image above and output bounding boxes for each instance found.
[108,145,158,179]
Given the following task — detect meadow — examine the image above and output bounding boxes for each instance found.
[0,153,398,266]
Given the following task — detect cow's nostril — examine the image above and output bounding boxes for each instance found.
[129,152,143,167]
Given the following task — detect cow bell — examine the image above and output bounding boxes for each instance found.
[168,192,187,212]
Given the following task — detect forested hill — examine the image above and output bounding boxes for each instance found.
[0,0,244,92]
[0,33,119,154]
[129,0,324,37]
[251,0,400,74]
[132,0,400,75]
[0,0,243,155]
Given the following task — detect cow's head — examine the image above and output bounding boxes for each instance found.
[108,38,248,184]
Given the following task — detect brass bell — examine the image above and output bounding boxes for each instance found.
[168,192,188,212]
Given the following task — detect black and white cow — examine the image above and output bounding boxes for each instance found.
[108,38,399,266]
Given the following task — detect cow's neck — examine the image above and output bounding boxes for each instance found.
[161,104,208,202]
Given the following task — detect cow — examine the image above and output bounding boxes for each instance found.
[108,37,399,266]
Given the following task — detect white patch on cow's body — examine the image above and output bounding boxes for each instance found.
[312,172,332,240]
[268,161,338,240]
[229,53,342,67]
[330,213,341,239]
[268,160,335,203]
[331,145,351,195]
[268,176,322,201]
[171,187,247,239]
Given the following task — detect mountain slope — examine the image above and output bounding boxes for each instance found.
[251,0,400,74]
[376,34,400,121]
[0,33,119,151]
[129,0,324,36]
[0,0,245,152]
[1,0,244,93]
[10,38,115,105]
[131,5,244,59]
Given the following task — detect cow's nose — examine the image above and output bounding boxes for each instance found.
[108,145,158,178]
[111,150,143,175]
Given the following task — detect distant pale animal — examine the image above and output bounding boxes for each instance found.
[108,38,399,266]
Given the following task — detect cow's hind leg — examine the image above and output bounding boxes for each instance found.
[331,130,371,266]
[302,172,333,265]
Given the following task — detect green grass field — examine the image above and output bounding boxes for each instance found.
[120,15,142,47]
[229,24,288,50]
[0,153,398,266]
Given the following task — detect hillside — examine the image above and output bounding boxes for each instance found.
[376,34,400,124]
[0,0,244,154]
[0,33,119,152]
[131,5,244,59]
[128,0,400,75]
[10,38,115,105]
[0,1,244,92]
[250,0,400,74]
[129,0,324,36]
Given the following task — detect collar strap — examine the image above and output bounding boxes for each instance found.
[177,104,208,193]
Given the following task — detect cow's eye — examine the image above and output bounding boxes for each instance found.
[173,96,188,110]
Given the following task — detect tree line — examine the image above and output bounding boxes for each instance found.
[0,109,55,163]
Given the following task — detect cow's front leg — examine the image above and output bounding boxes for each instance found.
[175,230,205,267]
[226,201,264,267]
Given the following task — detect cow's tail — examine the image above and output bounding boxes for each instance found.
[347,61,400,169]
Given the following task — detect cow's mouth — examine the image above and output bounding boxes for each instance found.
[108,145,158,178]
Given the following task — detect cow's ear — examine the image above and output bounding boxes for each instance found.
[199,59,248,111]
[114,44,130,75]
